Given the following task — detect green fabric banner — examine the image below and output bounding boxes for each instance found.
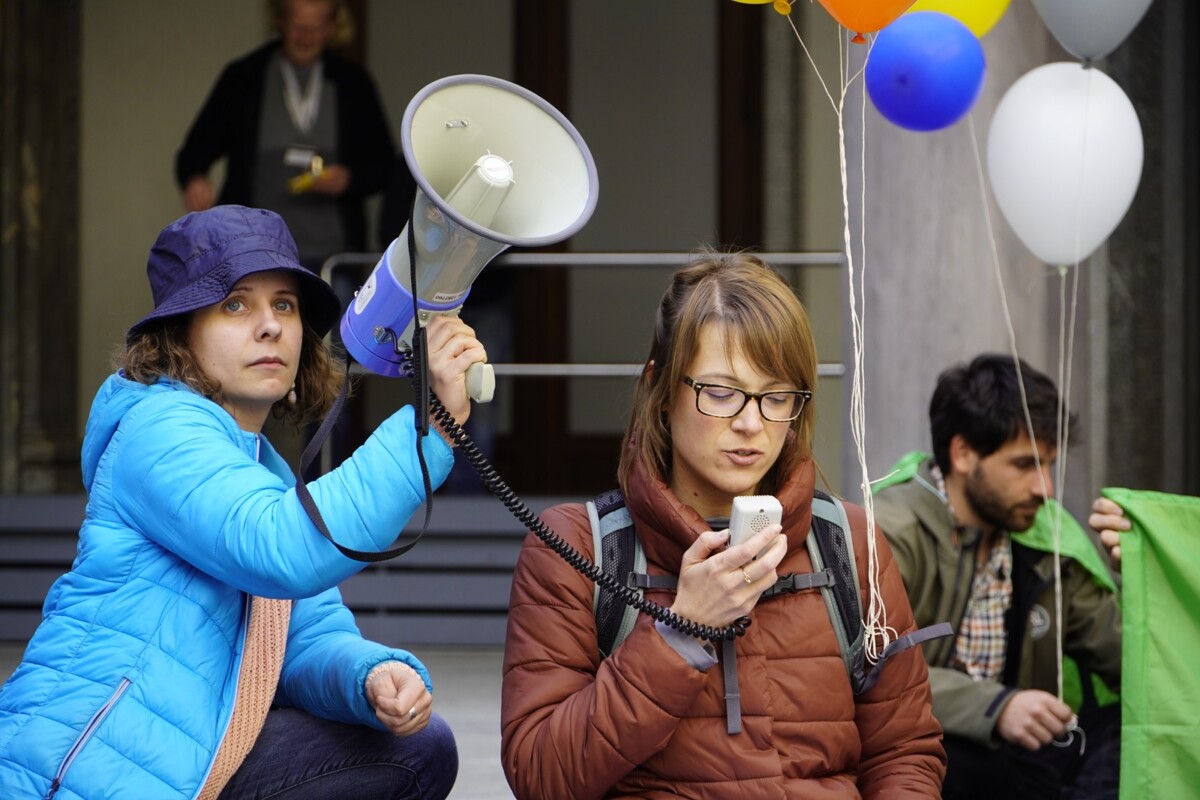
[1103,488,1200,800]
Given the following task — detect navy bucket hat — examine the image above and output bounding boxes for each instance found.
[127,206,341,340]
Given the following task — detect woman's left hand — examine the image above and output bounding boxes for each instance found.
[365,661,433,736]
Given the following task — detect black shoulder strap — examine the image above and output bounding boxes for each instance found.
[294,359,428,562]
[589,489,644,658]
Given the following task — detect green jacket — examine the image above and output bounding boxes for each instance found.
[872,453,1121,746]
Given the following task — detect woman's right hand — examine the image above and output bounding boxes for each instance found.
[424,315,487,428]
[669,524,787,631]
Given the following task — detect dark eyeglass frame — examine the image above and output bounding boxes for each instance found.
[681,376,812,422]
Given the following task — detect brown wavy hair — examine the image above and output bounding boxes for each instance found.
[617,251,819,498]
[120,315,346,428]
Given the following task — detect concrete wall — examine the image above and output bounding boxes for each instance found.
[79,2,264,431]
[567,0,718,436]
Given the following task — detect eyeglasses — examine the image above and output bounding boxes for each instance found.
[681,377,812,422]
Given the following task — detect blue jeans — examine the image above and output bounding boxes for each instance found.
[218,707,458,799]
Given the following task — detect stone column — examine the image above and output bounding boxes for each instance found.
[0,0,82,492]
[1103,0,1200,495]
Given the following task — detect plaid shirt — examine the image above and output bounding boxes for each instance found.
[952,536,1013,681]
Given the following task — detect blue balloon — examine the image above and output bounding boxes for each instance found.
[866,11,987,132]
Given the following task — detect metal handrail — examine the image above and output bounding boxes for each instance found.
[322,250,846,273]
[320,250,848,379]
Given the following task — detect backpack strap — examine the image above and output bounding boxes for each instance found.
[589,489,646,658]
[809,489,953,694]
[760,569,836,596]
[861,621,954,693]
[808,490,869,693]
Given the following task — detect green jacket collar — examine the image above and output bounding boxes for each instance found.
[875,451,1116,593]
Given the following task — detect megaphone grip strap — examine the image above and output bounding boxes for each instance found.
[294,355,426,563]
[407,219,431,439]
[291,205,436,563]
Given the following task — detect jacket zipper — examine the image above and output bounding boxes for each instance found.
[191,596,252,798]
[45,677,131,800]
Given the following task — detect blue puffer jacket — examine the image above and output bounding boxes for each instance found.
[0,373,453,799]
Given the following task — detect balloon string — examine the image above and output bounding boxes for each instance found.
[783,11,838,116]
[782,11,893,662]
[838,18,896,663]
[969,100,1087,706]
[853,42,895,663]
[1043,67,1092,704]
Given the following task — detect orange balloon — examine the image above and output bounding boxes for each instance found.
[816,0,918,41]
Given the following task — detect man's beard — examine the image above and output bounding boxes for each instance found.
[964,466,1043,533]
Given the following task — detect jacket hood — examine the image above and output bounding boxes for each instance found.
[81,373,189,490]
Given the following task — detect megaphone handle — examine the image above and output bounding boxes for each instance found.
[412,327,431,435]
[466,362,495,404]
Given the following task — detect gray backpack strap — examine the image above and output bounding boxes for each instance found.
[809,490,953,694]
[809,490,867,693]
[589,490,646,658]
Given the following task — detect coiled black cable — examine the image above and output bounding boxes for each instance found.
[399,346,750,644]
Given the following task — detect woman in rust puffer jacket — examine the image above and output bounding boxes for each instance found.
[501,253,945,799]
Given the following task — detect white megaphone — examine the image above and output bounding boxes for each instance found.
[340,74,599,403]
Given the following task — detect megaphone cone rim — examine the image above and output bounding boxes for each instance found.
[400,73,599,248]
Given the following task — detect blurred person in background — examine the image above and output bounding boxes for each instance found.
[176,0,394,277]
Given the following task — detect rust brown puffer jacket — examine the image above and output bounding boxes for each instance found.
[501,458,946,799]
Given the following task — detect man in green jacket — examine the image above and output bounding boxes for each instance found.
[873,354,1121,800]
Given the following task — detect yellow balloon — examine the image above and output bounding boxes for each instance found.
[905,0,1010,38]
[730,0,793,14]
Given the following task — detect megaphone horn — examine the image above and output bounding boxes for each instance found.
[340,74,600,402]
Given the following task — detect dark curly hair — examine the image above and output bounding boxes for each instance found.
[930,353,1078,474]
[120,314,346,428]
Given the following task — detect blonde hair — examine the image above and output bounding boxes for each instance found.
[617,251,819,497]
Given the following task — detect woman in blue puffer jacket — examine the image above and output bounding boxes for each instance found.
[0,206,481,799]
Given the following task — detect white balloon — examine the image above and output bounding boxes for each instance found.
[987,62,1143,266]
[1030,0,1154,61]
